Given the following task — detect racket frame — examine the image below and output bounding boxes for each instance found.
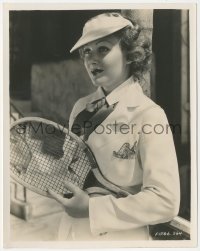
[10,117,97,197]
[10,117,130,198]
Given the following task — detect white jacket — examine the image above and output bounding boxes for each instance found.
[58,77,180,241]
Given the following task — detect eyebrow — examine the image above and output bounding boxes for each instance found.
[82,41,109,49]
[96,40,113,45]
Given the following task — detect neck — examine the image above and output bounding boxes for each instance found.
[103,75,132,95]
[103,66,131,94]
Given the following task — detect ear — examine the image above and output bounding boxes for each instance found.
[125,53,132,65]
[126,59,132,65]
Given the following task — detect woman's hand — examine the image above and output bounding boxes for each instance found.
[47,181,89,218]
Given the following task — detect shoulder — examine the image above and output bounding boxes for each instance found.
[137,99,171,139]
[127,90,168,124]
[141,100,168,124]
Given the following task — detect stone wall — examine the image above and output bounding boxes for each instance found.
[31,59,95,125]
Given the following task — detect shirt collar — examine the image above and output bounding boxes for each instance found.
[94,76,144,107]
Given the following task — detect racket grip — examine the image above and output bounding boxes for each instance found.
[92,168,130,197]
[85,187,129,198]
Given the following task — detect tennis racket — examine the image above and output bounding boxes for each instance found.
[10,117,130,198]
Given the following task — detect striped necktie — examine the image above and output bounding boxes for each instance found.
[71,97,116,140]
[86,97,108,112]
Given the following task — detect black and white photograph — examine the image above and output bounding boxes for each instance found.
[3,2,197,248]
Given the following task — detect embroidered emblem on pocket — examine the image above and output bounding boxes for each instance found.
[113,141,137,159]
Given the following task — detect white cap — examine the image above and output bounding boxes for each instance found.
[70,13,133,53]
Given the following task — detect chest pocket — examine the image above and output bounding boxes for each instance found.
[90,130,141,187]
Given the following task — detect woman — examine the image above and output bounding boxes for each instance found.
[48,12,180,241]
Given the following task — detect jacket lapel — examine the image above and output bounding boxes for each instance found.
[83,103,117,141]
[86,81,146,140]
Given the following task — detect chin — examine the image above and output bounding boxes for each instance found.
[91,77,110,88]
[91,80,100,87]
[91,80,105,88]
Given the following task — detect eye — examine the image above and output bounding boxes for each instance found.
[98,46,110,54]
[82,48,92,55]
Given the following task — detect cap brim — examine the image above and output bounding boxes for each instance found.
[70,25,130,53]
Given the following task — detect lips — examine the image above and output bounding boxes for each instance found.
[91,68,104,77]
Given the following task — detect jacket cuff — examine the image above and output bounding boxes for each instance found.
[89,195,111,236]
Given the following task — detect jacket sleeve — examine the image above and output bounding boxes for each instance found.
[89,107,180,235]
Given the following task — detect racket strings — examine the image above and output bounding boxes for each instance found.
[10,121,92,195]
[10,132,32,174]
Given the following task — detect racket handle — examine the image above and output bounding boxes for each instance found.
[85,187,128,198]
[85,187,111,196]
[92,168,130,197]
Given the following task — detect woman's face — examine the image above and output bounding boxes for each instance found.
[81,35,131,93]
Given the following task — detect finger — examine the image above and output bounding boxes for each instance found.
[64,180,80,195]
[47,189,66,204]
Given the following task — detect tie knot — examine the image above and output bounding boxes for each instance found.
[86,97,107,112]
